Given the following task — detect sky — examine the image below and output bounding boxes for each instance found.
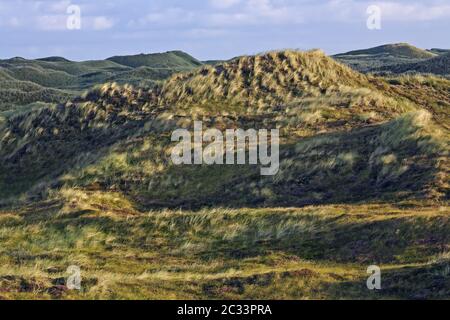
[0,0,450,61]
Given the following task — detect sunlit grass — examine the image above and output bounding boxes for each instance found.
[0,194,448,300]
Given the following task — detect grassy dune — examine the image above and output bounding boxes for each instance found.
[379,53,450,76]
[0,50,449,300]
[0,51,202,113]
[335,44,437,60]
[333,43,439,74]
[0,194,448,300]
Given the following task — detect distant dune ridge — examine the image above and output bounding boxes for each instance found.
[334,43,450,75]
[378,52,450,75]
[1,43,449,113]
[0,50,202,112]
[335,43,437,59]
[107,50,203,69]
[0,49,448,206]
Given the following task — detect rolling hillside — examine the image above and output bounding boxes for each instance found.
[107,50,202,69]
[0,75,73,112]
[1,50,447,209]
[0,51,203,112]
[428,48,450,55]
[379,53,450,76]
[336,43,437,59]
[0,50,424,201]
[0,50,448,299]
[334,43,438,73]
[1,49,447,212]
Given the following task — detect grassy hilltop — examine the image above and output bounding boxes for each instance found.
[0,51,201,113]
[333,43,447,75]
[379,53,450,76]
[0,49,448,299]
[335,43,437,60]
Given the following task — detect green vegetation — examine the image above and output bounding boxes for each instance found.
[0,198,448,300]
[0,51,203,113]
[428,49,450,56]
[335,43,437,60]
[335,43,450,76]
[107,50,202,69]
[379,53,450,76]
[386,74,450,129]
[0,49,449,300]
[334,43,437,74]
[202,60,226,66]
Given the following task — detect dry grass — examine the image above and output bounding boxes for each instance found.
[0,195,448,300]
[0,50,449,300]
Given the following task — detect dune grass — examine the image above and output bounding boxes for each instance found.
[0,193,448,300]
[0,50,448,300]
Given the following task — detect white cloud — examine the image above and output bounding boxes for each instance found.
[2,0,450,34]
[48,0,72,13]
[376,2,450,21]
[209,0,242,9]
[206,0,305,26]
[8,17,22,27]
[0,0,116,31]
[320,0,450,22]
[129,8,195,27]
[92,16,115,30]
[35,14,115,31]
[131,0,304,29]
[36,15,68,31]
[184,28,228,38]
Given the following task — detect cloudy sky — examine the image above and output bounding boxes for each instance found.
[1,0,449,61]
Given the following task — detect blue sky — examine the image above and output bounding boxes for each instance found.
[1,0,449,61]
